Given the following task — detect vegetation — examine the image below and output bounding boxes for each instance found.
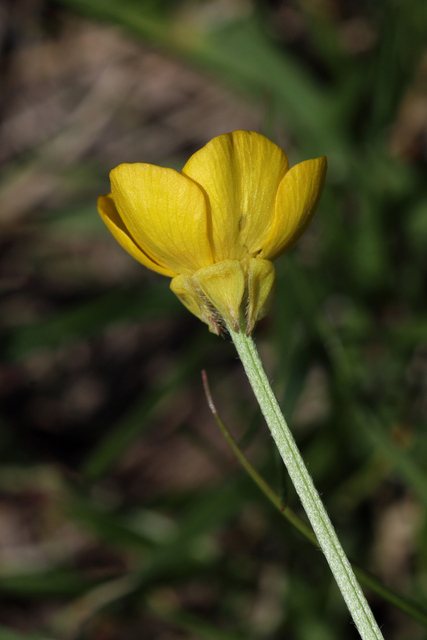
[1,1,427,638]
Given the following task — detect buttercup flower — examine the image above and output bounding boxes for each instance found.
[98,131,327,335]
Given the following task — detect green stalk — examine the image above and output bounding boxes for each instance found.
[203,370,427,628]
[228,322,384,640]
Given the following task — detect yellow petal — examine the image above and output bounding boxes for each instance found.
[245,259,276,335]
[260,156,327,261]
[194,260,245,332]
[111,163,213,275]
[182,131,289,262]
[97,194,175,277]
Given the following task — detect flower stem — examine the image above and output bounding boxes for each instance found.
[228,324,384,640]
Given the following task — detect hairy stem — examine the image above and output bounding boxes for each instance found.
[229,324,384,640]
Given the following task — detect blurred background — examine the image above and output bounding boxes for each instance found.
[1,0,427,638]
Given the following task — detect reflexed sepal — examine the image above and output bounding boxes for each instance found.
[195,260,245,333]
[244,259,276,335]
[171,259,276,335]
[171,261,246,334]
[171,263,243,334]
[170,274,220,335]
[171,274,202,320]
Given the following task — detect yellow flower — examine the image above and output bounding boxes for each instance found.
[98,131,327,335]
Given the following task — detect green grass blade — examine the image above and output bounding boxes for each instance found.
[202,371,427,628]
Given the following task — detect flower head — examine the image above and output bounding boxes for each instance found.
[98,131,327,334]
